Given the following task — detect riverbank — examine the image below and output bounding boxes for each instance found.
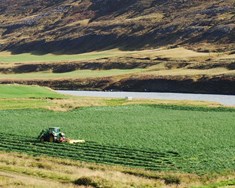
[0,47,235,95]
[1,74,235,95]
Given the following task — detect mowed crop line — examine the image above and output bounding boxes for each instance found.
[0,133,178,168]
[0,142,175,170]
[0,132,178,156]
[0,133,179,171]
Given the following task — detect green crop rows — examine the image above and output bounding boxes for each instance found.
[0,105,234,173]
[0,133,180,171]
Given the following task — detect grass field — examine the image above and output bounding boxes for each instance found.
[0,105,234,174]
[0,85,66,110]
[0,84,64,98]
[0,85,234,187]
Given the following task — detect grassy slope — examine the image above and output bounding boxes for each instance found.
[0,84,64,98]
[0,1,234,94]
[0,84,65,110]
[0,48,220,64]
[0,49,124,63]
[1,0,234,53]
[0,69,144,80]
[0,48,234,82]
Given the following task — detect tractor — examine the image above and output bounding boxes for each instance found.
[38,127,66,143]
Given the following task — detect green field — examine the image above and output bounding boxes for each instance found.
[0,85,235,187]
[0,85,65,110]
[0,105,234,174]
[0,85,64,98]
[0,84,234,177]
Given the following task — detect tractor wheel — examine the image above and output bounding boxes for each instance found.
[40,137,44,142]
[49,135,55,142]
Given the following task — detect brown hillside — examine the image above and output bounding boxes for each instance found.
[0,0,234,54]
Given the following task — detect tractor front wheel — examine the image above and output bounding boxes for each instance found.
[40,137,44,142]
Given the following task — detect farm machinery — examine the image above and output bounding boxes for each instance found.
[38,127,65,143]
[38,127,85,144]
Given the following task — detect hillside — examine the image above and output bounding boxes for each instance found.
[0,0,235,94]
[0,0,234,53]
[0,1,235,186]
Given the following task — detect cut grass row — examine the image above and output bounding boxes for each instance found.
[0,133,178,171]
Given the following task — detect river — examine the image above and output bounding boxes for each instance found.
[56,90,235,106]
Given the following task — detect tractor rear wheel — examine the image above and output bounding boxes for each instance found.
[49,135,55,142]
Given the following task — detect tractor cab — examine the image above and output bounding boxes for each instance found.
[38,127,66,143]
[49,127,60,134]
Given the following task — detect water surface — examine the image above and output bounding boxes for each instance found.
[57,90,235,106]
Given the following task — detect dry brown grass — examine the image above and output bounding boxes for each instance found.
[50,97,107,111]
[0,94,225,111]
[91,12,164,27]
[0,47,225,63]
[217,13,234,21]
[0,51,12,57]
[0,171,72,188]
[121,98,221,107]
[218,54,235,60]
[140,67,235,77]
[47,96,225,111]
[0,151,234,188]
[0,151,165,187]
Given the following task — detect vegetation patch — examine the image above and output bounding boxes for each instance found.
[73,176,111,187]
[0,84,65,99]
[195,178,235,188]
[0,99,53,110]
[0,50,120,63]
[74,177,98,187]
